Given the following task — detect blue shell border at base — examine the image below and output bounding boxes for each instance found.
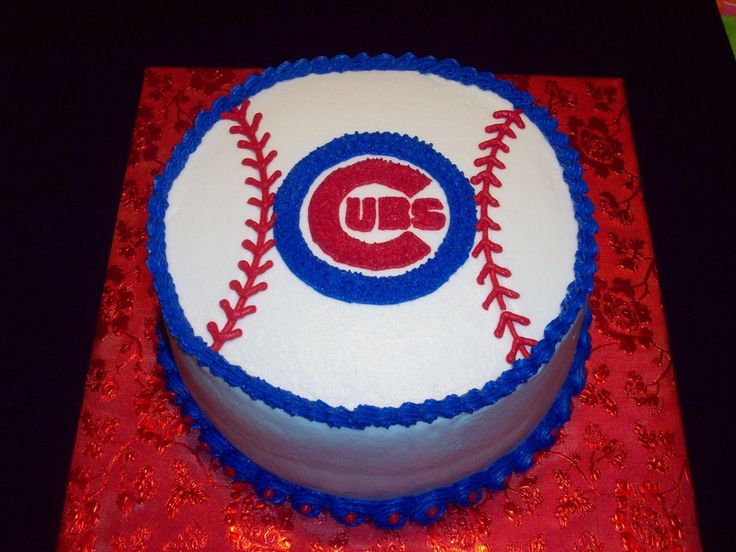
[147,52,599,431]
[157,307,592,529]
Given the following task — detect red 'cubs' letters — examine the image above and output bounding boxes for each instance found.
[308,158,447,271]
[346,196,445,232]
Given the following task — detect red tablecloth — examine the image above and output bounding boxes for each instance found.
[58,68,702,551]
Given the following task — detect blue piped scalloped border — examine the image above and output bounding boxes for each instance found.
[147,53,598,430]
[159,308,591,528]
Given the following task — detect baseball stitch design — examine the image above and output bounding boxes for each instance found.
[471,108,537,363]
[206,101,280,352]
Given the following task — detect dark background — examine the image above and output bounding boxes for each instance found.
[3,2,734,550]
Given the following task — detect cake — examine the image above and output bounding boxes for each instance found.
[147,54,597,528]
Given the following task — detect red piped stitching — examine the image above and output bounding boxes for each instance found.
[471,109,537,363]
[206,101,280,352]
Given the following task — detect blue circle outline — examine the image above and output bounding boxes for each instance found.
[274,132,476,304]
[147,53,598,431]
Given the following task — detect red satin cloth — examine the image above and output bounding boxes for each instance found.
[58,69,702,551]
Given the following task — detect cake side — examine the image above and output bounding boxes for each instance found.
[167,309,585,500]
[160,307,590,527]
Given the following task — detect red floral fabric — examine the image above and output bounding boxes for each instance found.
[58,69,702,551]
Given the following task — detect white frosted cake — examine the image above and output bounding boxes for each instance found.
[148,54,597,528]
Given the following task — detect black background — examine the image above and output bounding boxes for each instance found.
[3,2,735,550]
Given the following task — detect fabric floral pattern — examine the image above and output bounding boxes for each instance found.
[590,276,654,352]
[568,116,625,177]
[57,70,701,551]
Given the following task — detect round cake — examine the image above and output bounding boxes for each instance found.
[148,54,597,528]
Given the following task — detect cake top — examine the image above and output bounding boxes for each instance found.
[149,54,596,419]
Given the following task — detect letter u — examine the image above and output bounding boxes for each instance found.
[345,197,376,232]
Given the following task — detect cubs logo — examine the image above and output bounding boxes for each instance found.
[274,133,475,305]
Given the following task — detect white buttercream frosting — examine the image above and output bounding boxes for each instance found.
[165,71,577,409]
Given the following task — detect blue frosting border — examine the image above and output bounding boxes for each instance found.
[147,53,598,430]
[159,308,591,528]
[274,131,476,304]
